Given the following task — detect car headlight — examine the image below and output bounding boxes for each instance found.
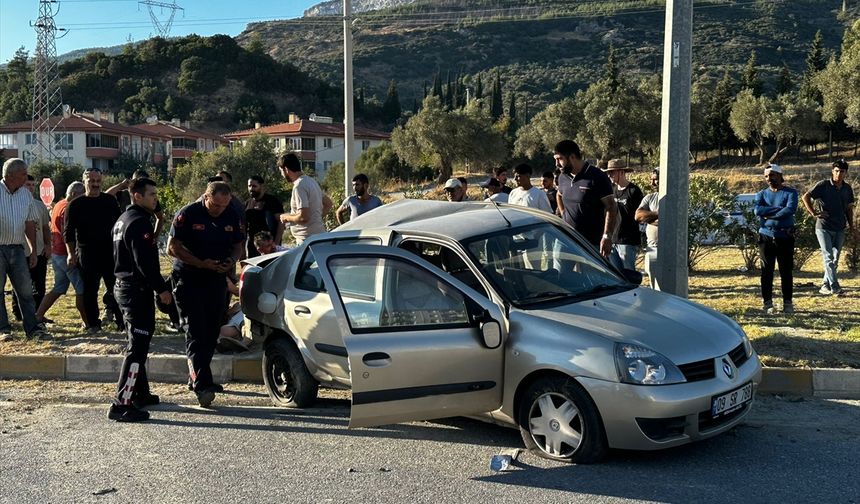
[614,343,686,385]
[741,332,753,358]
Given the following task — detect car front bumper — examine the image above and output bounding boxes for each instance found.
[578,354,763,450]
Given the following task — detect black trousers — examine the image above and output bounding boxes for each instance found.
[174,272,228,391]
[759,233,794,304]
[12,254,47,318]
[113,282,155,404]
[78,247,123,329]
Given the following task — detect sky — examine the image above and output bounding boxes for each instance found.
[0,0,321,63]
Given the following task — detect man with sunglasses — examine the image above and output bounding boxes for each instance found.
[801,159,855,295]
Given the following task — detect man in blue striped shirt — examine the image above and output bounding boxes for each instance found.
[753,163,798,315]
[0,158,51,341]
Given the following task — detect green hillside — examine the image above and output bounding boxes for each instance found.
[0,35,343,132]
[238,0,852,110]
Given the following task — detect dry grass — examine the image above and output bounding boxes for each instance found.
[687,247,860,369]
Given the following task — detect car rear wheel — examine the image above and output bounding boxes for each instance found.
[262,337,319,408]
[518,376,607,463]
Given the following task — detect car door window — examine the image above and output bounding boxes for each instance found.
[399,240,489,298]
[328,256,470,331]
[296,237,382,292]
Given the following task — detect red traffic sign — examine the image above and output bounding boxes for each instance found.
[39,178,55,206]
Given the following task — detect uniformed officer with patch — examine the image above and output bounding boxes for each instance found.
[108,177,172,423]
[168,181,243,407]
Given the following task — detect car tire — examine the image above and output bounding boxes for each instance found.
[517,376,608,464]
[262,337,319,408]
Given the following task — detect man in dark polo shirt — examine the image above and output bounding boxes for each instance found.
[801,159,855,295]
[553,140,618,257]
[168,181,244,407]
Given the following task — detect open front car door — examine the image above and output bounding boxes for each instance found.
[310,244,507,428]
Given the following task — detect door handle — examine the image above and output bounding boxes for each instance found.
[362,352,391,367]
[294,305,311,316]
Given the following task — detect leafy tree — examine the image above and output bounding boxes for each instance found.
[233,93,275,129]
[0,47,32,124]
[762,93,824,162]
[741,51,763,97]
[382,80,401,123]
[391,95,506,182]
[173,133,278,204]
[178,56,223,95]
[817,20,860,130]
[576,79,642,161]
[514,98,581,158]
[729,89,769,164]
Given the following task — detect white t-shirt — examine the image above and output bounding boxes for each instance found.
[486,192,509,203]
[509,186,553,213]
[290,175,326,243]
[637,192,660,248]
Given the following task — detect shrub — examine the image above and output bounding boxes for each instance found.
[688,175,736,271]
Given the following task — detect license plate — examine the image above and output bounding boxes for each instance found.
[710,382,753,418]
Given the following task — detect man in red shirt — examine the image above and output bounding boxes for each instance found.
[35,182,88,325]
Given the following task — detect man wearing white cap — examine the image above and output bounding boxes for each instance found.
[753,163,798,314]
[443,178,468,202]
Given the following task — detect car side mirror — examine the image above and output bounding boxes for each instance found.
[480,320,502,349]
[622,268,643,285]
[258,292,278,314]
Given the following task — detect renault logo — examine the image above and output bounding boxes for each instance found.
[722,358,734,379]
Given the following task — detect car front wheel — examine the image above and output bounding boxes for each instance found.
[518,376,608,463]
[262,337,319,408]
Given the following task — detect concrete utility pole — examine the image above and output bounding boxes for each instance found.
[655,0,693,297]
[343,0,356,195]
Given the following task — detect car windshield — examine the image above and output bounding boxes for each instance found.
[462,223,631,307]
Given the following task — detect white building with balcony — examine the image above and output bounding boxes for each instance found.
[223,113,390,180]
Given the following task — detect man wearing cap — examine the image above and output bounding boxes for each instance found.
[482,177,508,203]
[754,164,798,314]
[604,159,644,271]
[553,140,618,257]
[801,159,855,295]
[509,163,553,213]
[443,178,468,202]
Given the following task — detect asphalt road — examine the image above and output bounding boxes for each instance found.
[1,383,858,504]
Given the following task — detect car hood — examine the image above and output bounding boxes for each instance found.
[523,287,744,365]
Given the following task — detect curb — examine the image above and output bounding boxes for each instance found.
[0,354,858,398]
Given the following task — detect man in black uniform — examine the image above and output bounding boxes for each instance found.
[108,178,172,422]
[168,181,243,407]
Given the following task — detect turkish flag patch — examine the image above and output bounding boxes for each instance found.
[174,213,185,227]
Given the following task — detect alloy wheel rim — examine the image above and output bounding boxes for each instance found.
[528,392,583,458]
[270,356,294,400]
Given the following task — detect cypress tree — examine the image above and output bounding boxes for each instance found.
[776,63,793,96]
[507,93,518,136]
[382,79,401,122]
[604,44,620,92]
[475,74,483,100]
[741,50,763,97]
[490,70,503,119]
[432,69,443,98]
[800,30,826,102]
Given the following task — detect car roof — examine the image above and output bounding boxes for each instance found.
[335,199,548,241]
